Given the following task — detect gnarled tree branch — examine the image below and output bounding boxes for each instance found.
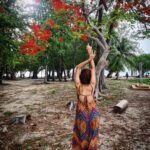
[87,34,106,51]
[87,17,108,50]
[89,4,103,15]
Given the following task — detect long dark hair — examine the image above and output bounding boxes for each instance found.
[80,68,91,84]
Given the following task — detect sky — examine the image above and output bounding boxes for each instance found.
[138,39,150,54]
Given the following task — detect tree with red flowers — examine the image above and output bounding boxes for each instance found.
[20,0,87,56]
[20,0,150,98]
[20,0,88,82]
[115,0,150,38]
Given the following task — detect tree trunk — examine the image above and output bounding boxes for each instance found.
[5,67,9,79]
[107,70,113,78]
[52,58,55,81]
[43,51,48,83]
[47,69,51,81]
[60,69,63,81]
[72,43,77,81]
[72,67,75,81]
[0,69,3,84]
[116,72,119,80]
[67,70,70,78]
[52,69,55,81]
[61,57,67,82]
[95,48,109,99]
[32,70,38,79]
[64,69,67,82]
[56,70,59,79]
[131,69,133,77]
[58,58,62,81]
[20,71,22,78]
[44,65,48,83]
[57,70,62,81]
[139,62,142,79]
[95,0,107,93]
[10,71,16,80]
[99,68,106,91]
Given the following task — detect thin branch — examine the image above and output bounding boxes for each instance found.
[102,0,108,11]
[87,17,108,50]
[89,4,103,15]
[87,34,106,52]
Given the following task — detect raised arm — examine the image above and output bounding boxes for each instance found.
[74,57,93,89]
[86,44,96,87]
[90,59,96,87]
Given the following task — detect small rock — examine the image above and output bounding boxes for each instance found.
[66,101,75,111]
[30,123,37,126]
[11,114,29,124]
[2,126,8,133]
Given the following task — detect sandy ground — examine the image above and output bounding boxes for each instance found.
[0,79,150,150]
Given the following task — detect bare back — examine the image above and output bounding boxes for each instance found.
[77,84,94,103]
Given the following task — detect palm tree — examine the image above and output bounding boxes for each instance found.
[107,37,136,79]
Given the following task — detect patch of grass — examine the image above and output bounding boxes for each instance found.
[25,144,31,150]
[100,99,114,107]
[25,105,30,109]
[67,114,71,118]
[11,144,23,150]
[51,89,56,94]
[30,89,37,94]
[128,78,150,85]
[3,111,14,117]
[48,88,57,94]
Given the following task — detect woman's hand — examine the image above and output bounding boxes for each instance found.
[86,44,93,56]
[89,51,96,60]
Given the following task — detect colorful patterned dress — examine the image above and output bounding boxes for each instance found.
[72,92,100,150]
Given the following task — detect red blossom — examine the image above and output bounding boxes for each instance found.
[52,0,63,10]
[20,37,39,55]
[77,16,86,21]
[31,23,52,41]
[140,17,150,23]
[63,4,69,10]
[38,30,52,41]
[70,17,74,21]
[0,6,5,13]
[124,3,131,11]
[38,45,46,51]
[20,49,27,53]
[47,19,55,27]
[31,23,41,35]
[58,36,64,42]
[81,33,87,41]
[141,7,150,15]
[65,20,70,25]
[71,27,75,31]
[133,0,138,6]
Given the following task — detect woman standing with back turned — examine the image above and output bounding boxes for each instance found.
[72,44,100,150]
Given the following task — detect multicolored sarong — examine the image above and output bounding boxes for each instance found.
[72,96,100,150]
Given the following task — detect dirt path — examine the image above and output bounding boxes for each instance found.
[99,85,150,150]
[0,79,150,150]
